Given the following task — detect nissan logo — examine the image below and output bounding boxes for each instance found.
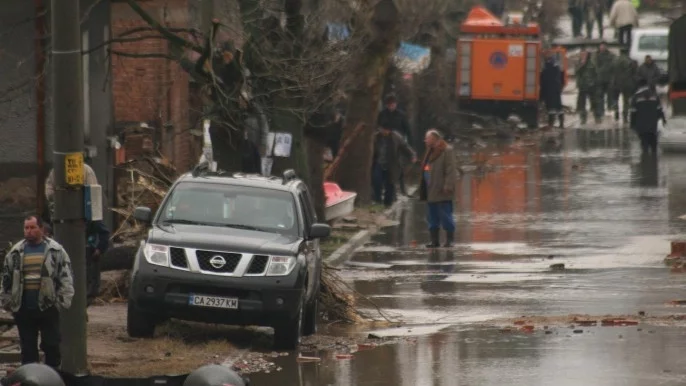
[209,255,227,269]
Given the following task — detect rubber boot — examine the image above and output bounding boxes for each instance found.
[443,231,454,248]
[426,229,440,248]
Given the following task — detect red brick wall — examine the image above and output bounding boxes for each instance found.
[111,0,196,172]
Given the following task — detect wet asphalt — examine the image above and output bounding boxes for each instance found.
[252,126,686,385]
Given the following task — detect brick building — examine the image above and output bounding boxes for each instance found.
[111,0,199,172]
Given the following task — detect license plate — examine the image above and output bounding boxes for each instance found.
[188,294,238,309]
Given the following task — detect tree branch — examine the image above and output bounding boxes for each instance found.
[116,26,200,39]
[125,0,203,54]
[84,35,170,54]
[108,49,176,60]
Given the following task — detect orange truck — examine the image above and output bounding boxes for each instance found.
[456,6,566,128]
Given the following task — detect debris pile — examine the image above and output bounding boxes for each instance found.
[98,270,131,303]
[321,264,365,323]
[111,154,176,246]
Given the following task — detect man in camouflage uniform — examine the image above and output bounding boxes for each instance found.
[593,43,616,118]
[610,48,639,124]
[576,49,601,124]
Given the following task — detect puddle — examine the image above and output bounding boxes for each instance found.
[441,272,560,283]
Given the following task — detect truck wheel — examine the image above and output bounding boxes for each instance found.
[127,301,156,338]
[274,291,304,350]
[303,297,318,336]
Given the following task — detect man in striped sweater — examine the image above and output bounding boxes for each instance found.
[1,215,74,369]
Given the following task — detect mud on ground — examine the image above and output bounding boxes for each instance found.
[490,312,686,331]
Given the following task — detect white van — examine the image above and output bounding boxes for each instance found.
[629,27,669,93]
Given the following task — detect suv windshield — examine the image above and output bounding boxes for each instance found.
[157,182,299,236]
[638,34,667,51]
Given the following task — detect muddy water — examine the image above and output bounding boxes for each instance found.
[252,127,686,385]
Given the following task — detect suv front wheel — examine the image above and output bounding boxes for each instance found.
[127,301,157,338]
[303,292,318,336]
[273,290,305,350]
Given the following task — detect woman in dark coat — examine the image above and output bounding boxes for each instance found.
[540,52,566,128]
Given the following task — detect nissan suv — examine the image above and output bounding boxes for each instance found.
[128,169,330,349]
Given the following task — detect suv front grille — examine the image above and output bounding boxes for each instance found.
[246,255,269,274]
[196,251,241,273]
[170,247,188,268]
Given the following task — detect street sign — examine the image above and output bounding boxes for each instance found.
[65,152,84,185]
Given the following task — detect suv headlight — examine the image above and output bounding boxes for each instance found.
[266,256,297,276]
[143,243,170,267]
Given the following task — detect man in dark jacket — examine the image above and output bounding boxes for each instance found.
[86,220,110,306]
[637,55,662,91]
[420,129,457,248]
[630,78,667,155]
[377,93,412,195]
[568,0,584,37]
[610,49,639,124]
[540,52,566,128]
[372,127,417,207]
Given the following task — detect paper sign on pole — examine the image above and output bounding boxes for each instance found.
[273,132,292,157]
[65,152,84,185]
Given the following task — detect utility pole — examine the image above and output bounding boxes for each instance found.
[51,0,88,375]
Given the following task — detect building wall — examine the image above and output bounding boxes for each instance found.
[111,0,195,172]
[0,1,39,167]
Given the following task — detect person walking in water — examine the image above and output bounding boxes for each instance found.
[419,129,457,248]
[371,125,417,208]
[630,78,667,155]
[575,49,601,125]
[540,51,566,128]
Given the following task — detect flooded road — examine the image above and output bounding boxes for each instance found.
[253,127,686,385]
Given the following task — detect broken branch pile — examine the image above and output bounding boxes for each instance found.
[111,154,177,246]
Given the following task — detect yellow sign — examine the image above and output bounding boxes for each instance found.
[65,152,84,185]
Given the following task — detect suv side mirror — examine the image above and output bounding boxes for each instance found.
[133,206,153,223]
[309,223,331,239]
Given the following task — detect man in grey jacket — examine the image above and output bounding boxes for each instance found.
[1,215,74,369]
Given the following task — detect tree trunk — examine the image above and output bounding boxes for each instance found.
[306,139,326,220]
[210,123,243,172]
[268,0,311,185]
[335,0,400,205]
[269,96,310,185]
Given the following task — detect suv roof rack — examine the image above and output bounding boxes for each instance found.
[282,169,297,184]
[191,161,226,178]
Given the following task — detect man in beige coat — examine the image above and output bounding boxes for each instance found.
[609,0,639,47]
[419,129,457,248]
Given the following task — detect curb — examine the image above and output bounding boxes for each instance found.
[325,228,372,267]
[324,185,418,267]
